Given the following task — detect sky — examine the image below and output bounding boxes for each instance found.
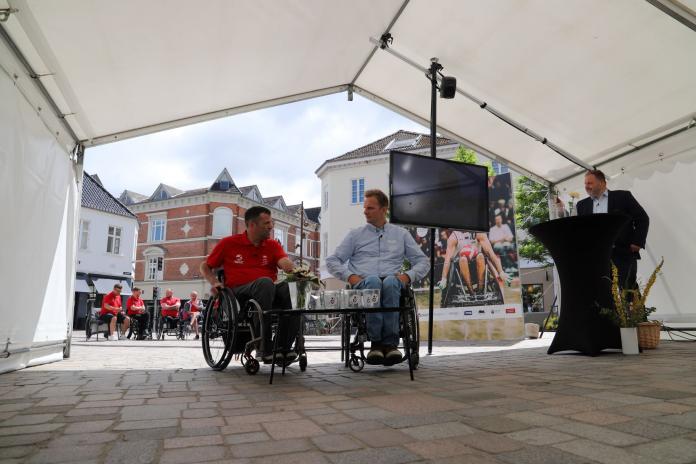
[84,93,426,207]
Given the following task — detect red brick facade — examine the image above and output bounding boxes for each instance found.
[129,191,320,298]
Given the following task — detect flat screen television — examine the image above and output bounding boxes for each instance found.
[389,150,489,231]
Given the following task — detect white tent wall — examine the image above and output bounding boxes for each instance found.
[556,128,696,323]
[0,33,79,373]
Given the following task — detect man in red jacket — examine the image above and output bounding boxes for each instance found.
[100,283,130,341]
[200,206,298,363]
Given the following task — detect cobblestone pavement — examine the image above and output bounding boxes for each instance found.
[2,334,696,463]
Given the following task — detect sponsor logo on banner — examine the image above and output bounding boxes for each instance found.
[506,307,516,314]
[464,310,473,315]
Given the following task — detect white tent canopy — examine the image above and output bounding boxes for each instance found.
[1,0,695,371]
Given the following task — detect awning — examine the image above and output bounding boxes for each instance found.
[74,279,91,293]
[92,278,132,295]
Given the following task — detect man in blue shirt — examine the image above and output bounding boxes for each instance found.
[327,189,429,365]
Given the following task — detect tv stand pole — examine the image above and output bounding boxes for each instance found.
[426,59,443,355]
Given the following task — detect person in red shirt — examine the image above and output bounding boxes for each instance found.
[126,287,149,340]
[100,283,130,341]
[160,289,181,333]
[200,206,298,363]
[182,291,202,340]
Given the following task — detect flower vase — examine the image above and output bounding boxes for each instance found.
[619,327,640,355]
[295,280,309,309]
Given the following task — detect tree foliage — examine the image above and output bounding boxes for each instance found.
[514,176,551,264]
[453,146,495,176]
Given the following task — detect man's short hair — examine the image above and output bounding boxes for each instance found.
[586,169,607,183]
[114,283,122,289]
[132,287,140,292]
[245,206,271,224]
[365,189,389,208]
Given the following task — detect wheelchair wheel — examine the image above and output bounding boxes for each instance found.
[85,313,93,340]
[349,355,364,372]
[202,291,235,370]
[402,303,420,370]
[244,357,259,375]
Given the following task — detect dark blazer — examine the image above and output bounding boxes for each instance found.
[576,190,649,259]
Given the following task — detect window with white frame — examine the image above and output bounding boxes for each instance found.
[79,219,90,250]
[212,207,233,237]
[323,189,329,210]
[303,237,312,258]
[274,226,287,250]
[144,248,164,281]
[351,178,365,204]
[149,214,166,242]
[106,226,122,254]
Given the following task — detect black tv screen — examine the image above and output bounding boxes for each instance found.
[389,150,489,231]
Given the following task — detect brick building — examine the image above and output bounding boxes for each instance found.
[121,168,320,300]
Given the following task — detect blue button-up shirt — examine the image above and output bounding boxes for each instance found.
[326,223,429,283]
[592,189,609,214]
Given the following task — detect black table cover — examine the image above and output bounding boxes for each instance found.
[530,214,629,355]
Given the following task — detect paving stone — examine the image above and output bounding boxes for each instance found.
[182,408,218,419]
[224,432,270,445]
[63,419,113,434]
[325,420,385,434]
[164,434,223,448]
[159,445,226,464]
[552,421,648,446]
[400,421,475,440]
[262,419,325,439]
[554,439,654,464]
[26,444,105,463]
[178,426,222,437]
[0,414,57,426]
[342,407,396,421]
[569,410,633,425]
[503,411,568,427]
[608,418,692,440]
[498,446,594,464]
[0,423,64,436]
[121,427,179,441]
[629,437,696,464]
[121,404,184,421]
[457,431,526,454]
[48,432,118,446]
[351,427,411,447]
[402,438,474,459]
[180,417,225,428]
[220,423,263,435]
[504,427,577,446]
[250,451,329,464]
[230,438,313,458]
[0,433,52,447]
[113,419,179,430]
[105,439,158,464]
[310,413,353,425]
[654,411,696,430]
[462,415,532,433]
[311,434,363,452]
[0,445,34,458]
[381,411,463,429]
[326,446,420,464]
[225,411,300,426]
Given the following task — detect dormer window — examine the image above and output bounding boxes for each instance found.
[220,180,230,191]
[158,190,168,200]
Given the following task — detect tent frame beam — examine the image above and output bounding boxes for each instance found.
[368,36,593,173]
[355,85,551,186]
[646,0,696,33]
[83,85,349,147]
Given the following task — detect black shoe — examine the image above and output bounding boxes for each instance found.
[366,345,385,365]
[383,346,403,366]
[194,335,199,340]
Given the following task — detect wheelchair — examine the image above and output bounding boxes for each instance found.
[200,286,306,375]
[440,254,504,307]
[155,312,181,340]
[343,287,420,373]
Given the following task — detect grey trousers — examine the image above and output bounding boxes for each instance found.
[232,277,299,354]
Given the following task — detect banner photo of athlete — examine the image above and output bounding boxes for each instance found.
[407,172,523,341]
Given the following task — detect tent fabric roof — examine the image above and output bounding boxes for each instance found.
[3,0,695,184]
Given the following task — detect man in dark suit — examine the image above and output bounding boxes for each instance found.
[576,169,649,289]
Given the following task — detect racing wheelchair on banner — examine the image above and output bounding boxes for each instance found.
[342,287,420,374]
[440,253,504,308]
[200,285,306,375]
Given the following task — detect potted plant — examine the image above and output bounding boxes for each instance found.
[600,258,664,354]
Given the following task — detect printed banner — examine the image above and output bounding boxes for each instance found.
[408,172,524,340]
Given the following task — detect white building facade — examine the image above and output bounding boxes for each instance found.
[315,130,459,284]
[74,174,138,329]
